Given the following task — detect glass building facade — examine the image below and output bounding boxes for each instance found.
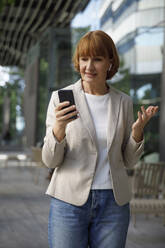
[100,0,164,159]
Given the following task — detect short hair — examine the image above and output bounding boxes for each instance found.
[73,30,120,79]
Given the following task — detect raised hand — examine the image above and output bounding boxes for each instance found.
[132,105,159,143]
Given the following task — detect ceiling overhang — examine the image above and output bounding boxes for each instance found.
[0,0,90,67]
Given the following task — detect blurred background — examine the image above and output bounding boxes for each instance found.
[0,0,164,160]
[0,0,165,247]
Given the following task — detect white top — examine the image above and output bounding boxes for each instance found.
[85,92,112,189]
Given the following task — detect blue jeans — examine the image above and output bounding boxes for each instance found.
[48,190,130,248]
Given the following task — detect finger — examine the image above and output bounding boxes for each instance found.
[56,105,77,118]
[58,110,79,121]
[140,106,147,119]
[55,101,70,111]
[145,106,153,116]
[138,111,142,122]
[60,105,77,116]
[152,106,159,114]
[150,107,155,115]
[146,106,158,116]
[146,106,153,113]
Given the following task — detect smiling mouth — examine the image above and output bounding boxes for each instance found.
[85,72,96,76]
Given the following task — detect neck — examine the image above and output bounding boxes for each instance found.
[82,80,109,95]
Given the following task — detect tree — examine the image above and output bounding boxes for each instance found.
[0,67,25,146]
[111,59,130,96]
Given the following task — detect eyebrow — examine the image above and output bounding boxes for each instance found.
[80,55,104,58]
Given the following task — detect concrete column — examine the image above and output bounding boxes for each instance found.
[47,27,72,96]
[24,27,72,147]
[24,43,40,147]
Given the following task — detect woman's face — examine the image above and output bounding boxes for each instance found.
[79,56,111,84]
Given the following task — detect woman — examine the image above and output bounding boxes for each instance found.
[42,30,158,248]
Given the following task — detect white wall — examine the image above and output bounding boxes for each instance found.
[138,0,164,10]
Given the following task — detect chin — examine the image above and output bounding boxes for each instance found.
[85,78,95,83]
[81,74,97,83]
[86,75,97,80]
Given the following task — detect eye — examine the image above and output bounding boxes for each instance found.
[80,57,88,61]
[94,57,102,61]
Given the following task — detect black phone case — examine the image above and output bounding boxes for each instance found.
[58,90,77,119]
[58,90,75,106]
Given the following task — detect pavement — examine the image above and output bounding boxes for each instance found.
[0,164,165,248]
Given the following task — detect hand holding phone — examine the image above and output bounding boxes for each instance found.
[58,90,78,119]
[53,90,78,142]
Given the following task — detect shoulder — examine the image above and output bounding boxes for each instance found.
[51,79,81,101]
[52,83,74,95]
[110,85,132,104]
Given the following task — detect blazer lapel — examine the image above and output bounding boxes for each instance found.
[73,80,98,149]
[107,86,122,151]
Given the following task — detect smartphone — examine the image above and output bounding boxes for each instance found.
[58,90,77,119]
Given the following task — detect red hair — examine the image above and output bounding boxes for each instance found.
[73,30,119,79]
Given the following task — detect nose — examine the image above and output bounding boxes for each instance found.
[86,59,94,70]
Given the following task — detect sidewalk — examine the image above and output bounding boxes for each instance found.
[0,165,165,248]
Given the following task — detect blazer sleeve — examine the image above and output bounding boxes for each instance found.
[122,99,144,168]
[42,92,67,168]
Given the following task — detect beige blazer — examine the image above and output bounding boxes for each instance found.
[42,79,144,206]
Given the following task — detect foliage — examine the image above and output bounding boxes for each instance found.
[112,59,130,95]
[0,67,24,144]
